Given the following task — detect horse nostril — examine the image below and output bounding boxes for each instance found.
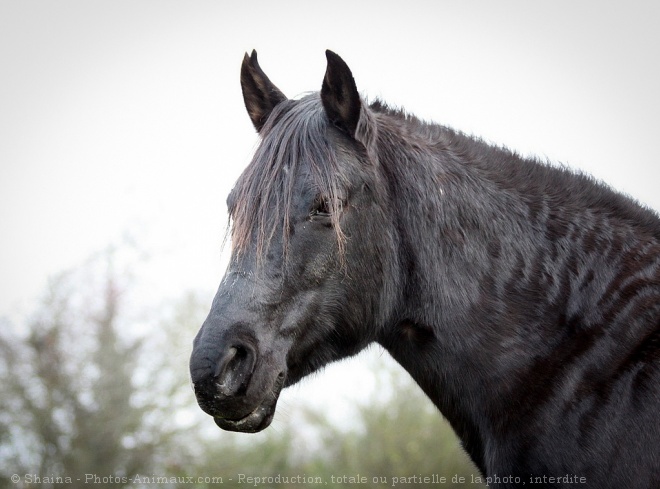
[214,347,237,378]
[214,344,256,397]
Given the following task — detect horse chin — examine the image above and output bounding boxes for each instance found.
[213,402,276,433]
[213,369,286,433]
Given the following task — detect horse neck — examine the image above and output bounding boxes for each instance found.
[372,117,660,472]
[376,122,544,334]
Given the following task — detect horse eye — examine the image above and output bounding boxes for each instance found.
[310,195,346,219]
[311,197,332,217]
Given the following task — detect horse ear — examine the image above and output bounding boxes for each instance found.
[321,50,361,137]
[241,50,287,132]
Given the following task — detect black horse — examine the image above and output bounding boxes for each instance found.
[190,51,660,487]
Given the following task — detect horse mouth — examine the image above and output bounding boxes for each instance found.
[214,401,276,433]
[213,370,286,433]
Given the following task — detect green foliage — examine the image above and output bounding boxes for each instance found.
[0,261,181,487]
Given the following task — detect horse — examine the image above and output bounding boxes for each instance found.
[190,50,660,488]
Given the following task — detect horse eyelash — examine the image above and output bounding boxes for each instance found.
[311,197,332,216]
[311,196,345,217]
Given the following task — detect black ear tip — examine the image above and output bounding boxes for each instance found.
[242,50,258,67]
[325,50,342,64]
[240,50,287,132]
[242,50,260,73]
[324,50,352,78]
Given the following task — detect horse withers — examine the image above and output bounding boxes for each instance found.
[190,50,660,487]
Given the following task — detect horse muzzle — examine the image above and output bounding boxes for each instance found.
[190,333,287,433]
[211,369,285,432]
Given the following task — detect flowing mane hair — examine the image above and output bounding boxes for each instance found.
[228,91,660,265]
[228,94,350,260]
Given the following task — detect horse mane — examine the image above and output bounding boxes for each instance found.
[228,95,348,259]
[368,99,660,242]
[229,93,660,262]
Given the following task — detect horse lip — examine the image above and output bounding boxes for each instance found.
[214,402,275,433]
[213,370,286,433]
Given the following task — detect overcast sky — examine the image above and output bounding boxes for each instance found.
[1,0,659,424]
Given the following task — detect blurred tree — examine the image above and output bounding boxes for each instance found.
[293,354,485,489]
[0,257,182,488]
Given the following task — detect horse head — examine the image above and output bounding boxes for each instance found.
[189,51,396,432]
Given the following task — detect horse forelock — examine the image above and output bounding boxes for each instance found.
[229,94,349,259]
